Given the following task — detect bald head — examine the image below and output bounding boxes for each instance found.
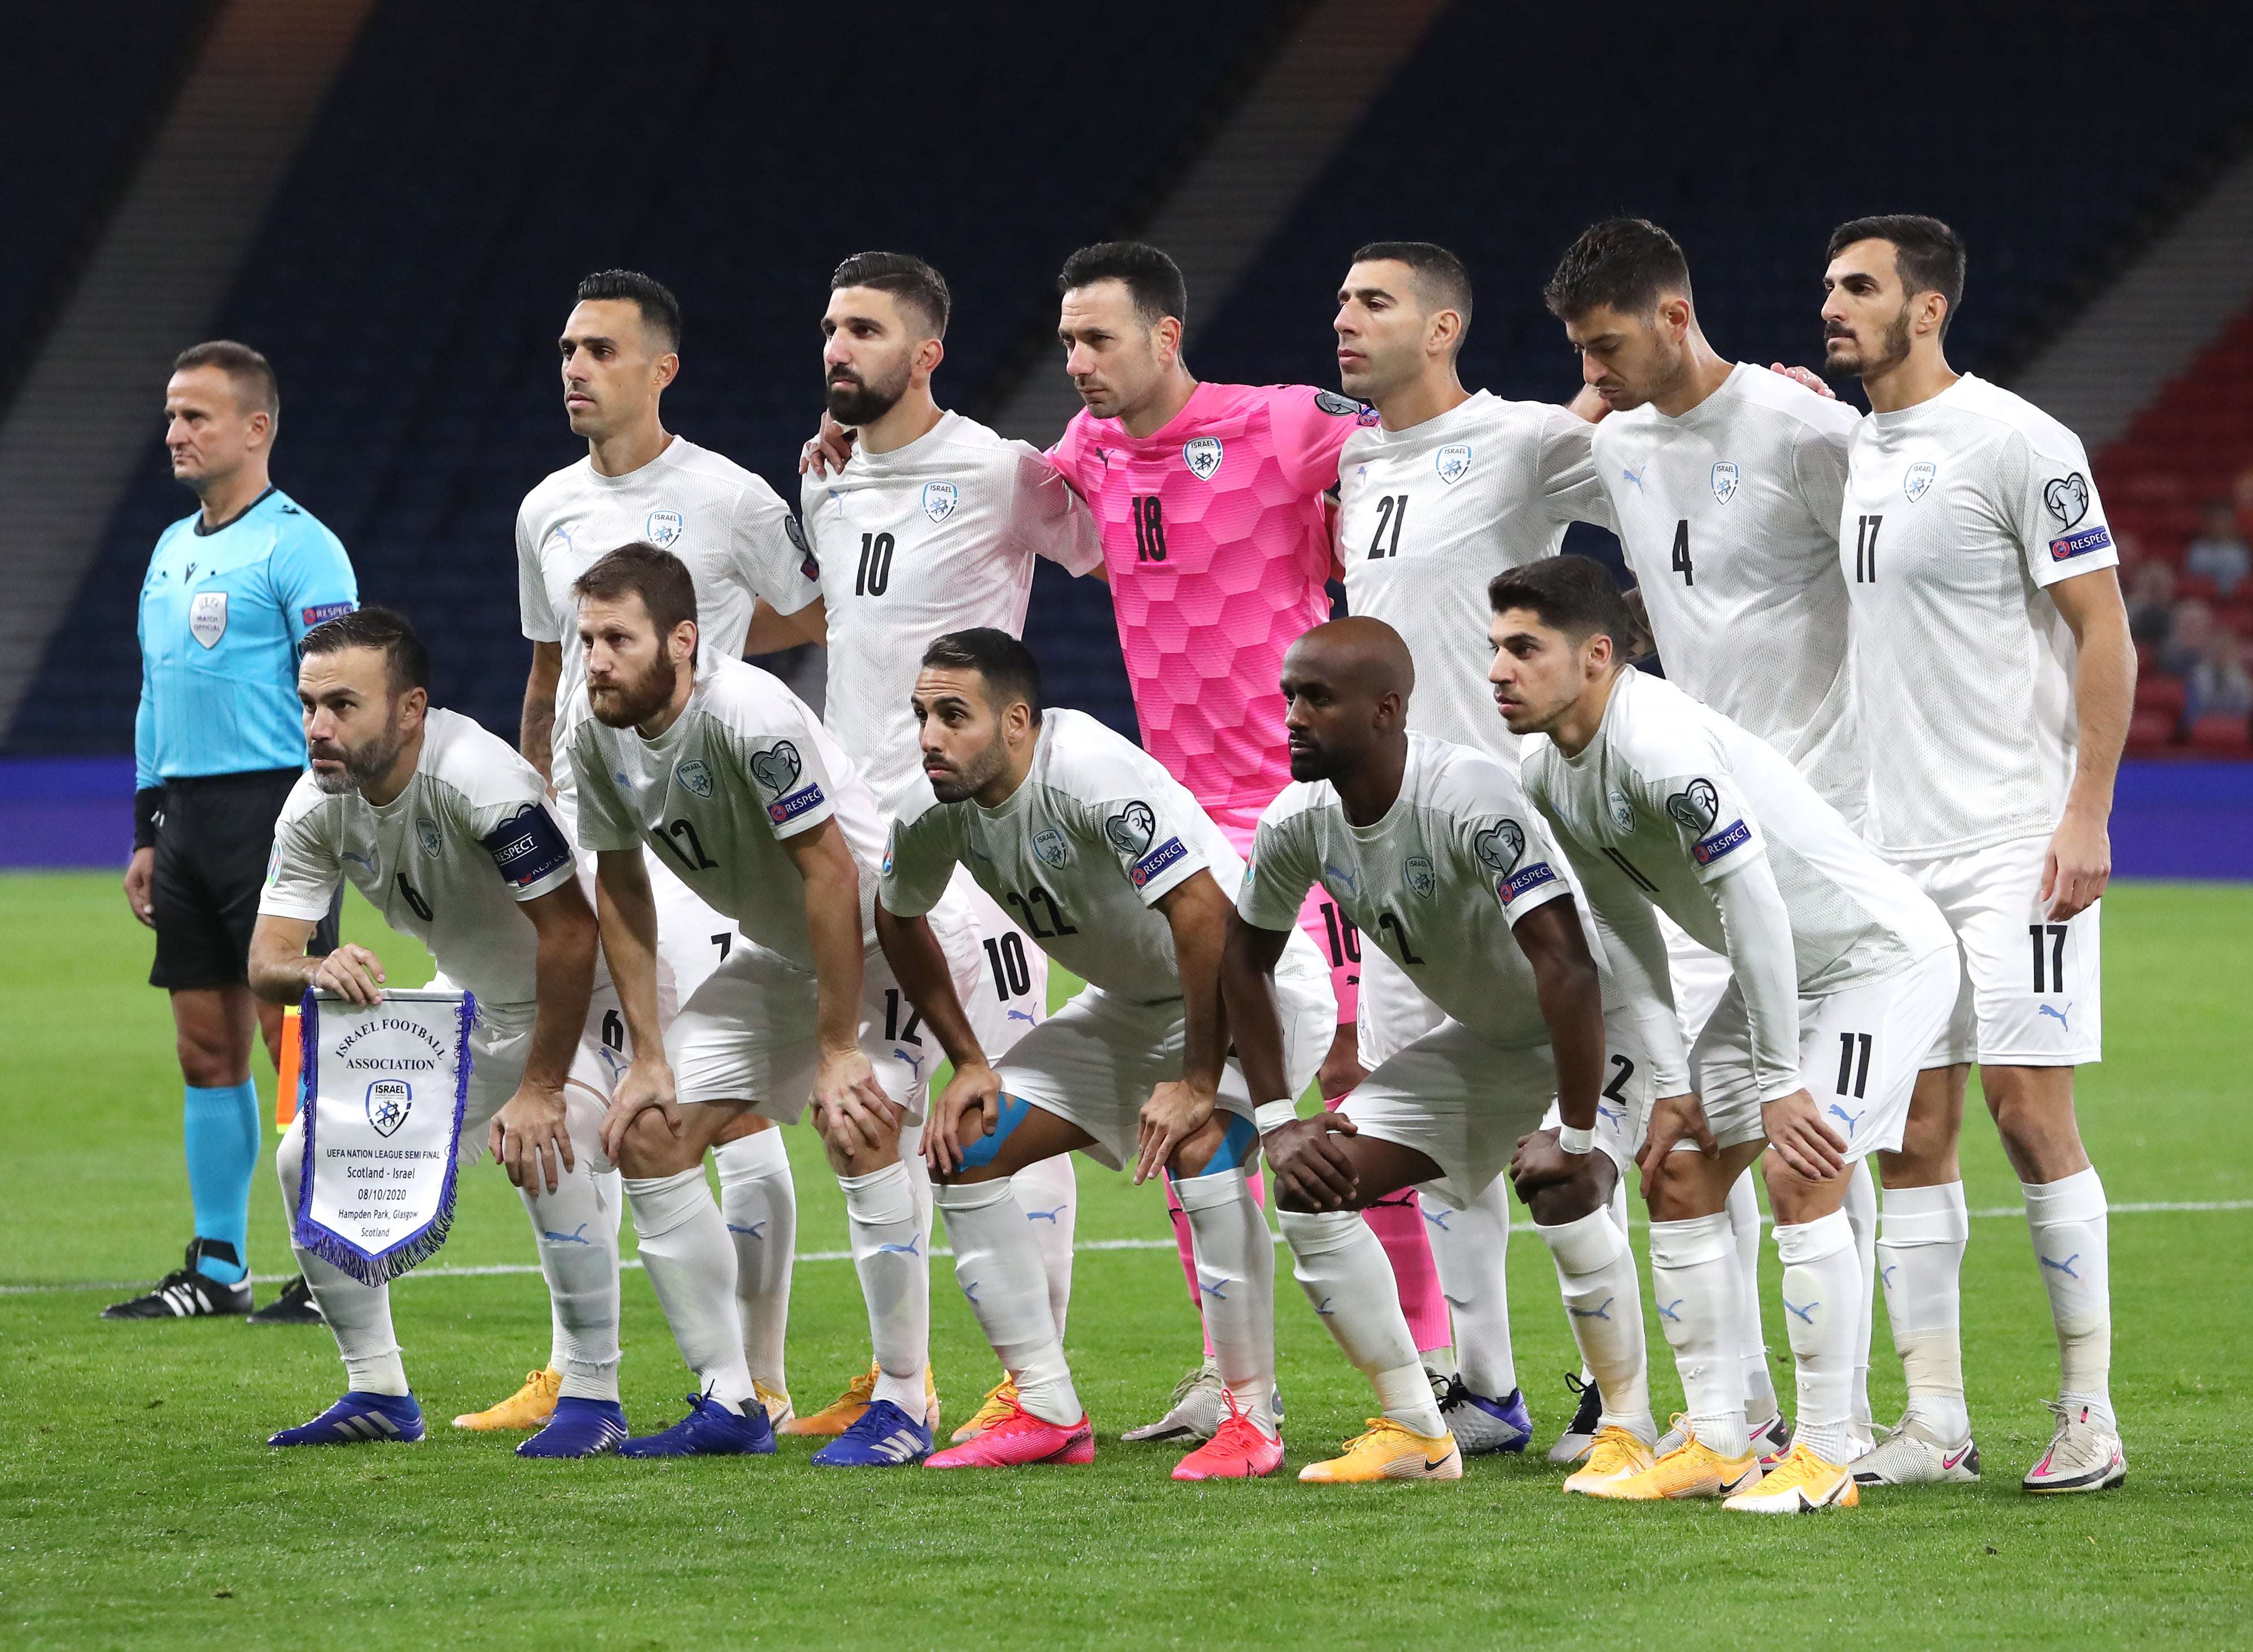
[1280,618,1414,787]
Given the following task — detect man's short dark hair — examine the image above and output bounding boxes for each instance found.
[1488,555,1637,655]
[572,542,699,661]
[576,269,683,353]
[1351,241,1473,347]
[1826,214,1966,337]
[301,604,427,695]
[831,251,951,340]
[922,628,1043,724]
[1543,218,1692,322]
[1059,241,1188,332]
[173,340,279,421]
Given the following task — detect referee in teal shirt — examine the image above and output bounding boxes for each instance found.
[110,341,357,1323]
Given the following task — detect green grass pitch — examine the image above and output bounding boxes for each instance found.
[2,871,2247,1649]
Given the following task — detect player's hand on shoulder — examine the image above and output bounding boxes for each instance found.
[490,1082,575,1193]
[123,847,155,928]
[601,1055,680,1160]
[799,411,855,477]
[1134,1079,1217,1185]
[1262,1112,1359,1211]
[1768,362,1836,399]
[925,1059,1003,1175]
[812,1048,900,1155]
[312,944,387,1005]
[1760,1087,1847,1180]
[2042,809,2111,920]
[1635,1090,1717,1201]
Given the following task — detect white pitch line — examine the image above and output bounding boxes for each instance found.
[8,1199,2248,1296]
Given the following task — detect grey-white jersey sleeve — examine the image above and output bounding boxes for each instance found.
[878,801,960,921]
[1539,405,1612,529]
[567,723,642,853]
[1239,806,1318,932]
[259,782,343,922]
[1012,445,1105,575]
[730,475,823,620]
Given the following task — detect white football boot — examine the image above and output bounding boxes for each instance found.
[2021,1400,2126,1494]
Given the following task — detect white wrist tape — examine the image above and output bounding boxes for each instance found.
[1557,1123,1595,1156]
[1255,1101,1300,1134]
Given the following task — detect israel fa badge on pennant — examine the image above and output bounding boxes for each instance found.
[1183,436,1223,481]
[922,481,959,523]
[365,1079,412,1138]
[1904,461,1936,503]
[1435,444,1472,485]
[1710,461,1740,504]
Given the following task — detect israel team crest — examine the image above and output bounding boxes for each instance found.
[1710,461,1740,504]
[1607,788,1635,831]
[189,591,228,649]
[1435,444,1472,485]
[365,1079,412,1139]
[675,759,715,799]
[1033,827,1069,870]
[1904,461,1937,503]
[415,817,441,858]
[645,509,685,547]
[922,481,959,524]
[1183,437,1223,481]
[1405,856,1436,898]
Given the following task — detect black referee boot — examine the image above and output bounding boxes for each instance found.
[247,1274,325,1326]
[100,1240,253,1320]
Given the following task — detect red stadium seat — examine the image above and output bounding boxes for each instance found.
[2186,713,2252,754]
[2125,709,2178,753]
[2135,677,2188,718]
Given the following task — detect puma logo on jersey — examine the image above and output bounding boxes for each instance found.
[2040,1004,2072,1031]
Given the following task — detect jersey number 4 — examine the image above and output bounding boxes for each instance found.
[1670,519,1694,585]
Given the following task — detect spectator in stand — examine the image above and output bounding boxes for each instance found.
[2160,599,2212,680]
[2125,558,2176,648]
[2184,499,2251,597]
[2186,626,2253,725]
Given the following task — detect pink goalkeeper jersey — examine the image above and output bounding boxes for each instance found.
[1049,381,1364,831]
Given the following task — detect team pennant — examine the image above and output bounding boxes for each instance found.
[292,987,475,1286]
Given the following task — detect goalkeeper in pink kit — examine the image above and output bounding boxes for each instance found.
[1042,243,1453,1437]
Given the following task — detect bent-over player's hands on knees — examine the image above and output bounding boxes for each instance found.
[1508,1126,1593,1202]
[490,1083,576,1193]
[311,944,388,1005]
[1636,1090,1718,1200]
[925,1061,1003,1175]
[812,1048,901,1158]
[1263,1113,1360,1211]
[123,848,156,928]
[2042,808,2111,921]
[601,1057,681,1160]
[1761,1088,1848,1181]
[1134,1079,1217,1185]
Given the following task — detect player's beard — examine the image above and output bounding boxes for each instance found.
[1827,301,1913,378]
[926,729,1008,804]
[587,652,678,729]
[826,358,910,427]
[309,709,410,795]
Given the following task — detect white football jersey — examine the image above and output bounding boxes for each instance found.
[517,435,816,828]
[1338,392,1604,763]
[1839,374,2121,857]
[1591,363,1865,815]
[261,708,577,1005]
[570,655,889,970]
[1242,733,1605,1049]
[1522,669,1953,998]
[882,708,1249,1006]
[801,410,1103,822]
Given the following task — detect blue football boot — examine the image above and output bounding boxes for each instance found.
[812,1397,933,1467]
[617,1392,777,1458]
[1440,1377,1535,1455]
[268,1391,425,1447]
[518,1397,630,1458]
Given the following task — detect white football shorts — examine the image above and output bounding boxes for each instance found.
[1885,832,2102,1068]
[953,869,1049,1061]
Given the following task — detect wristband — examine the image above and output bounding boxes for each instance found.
[1254,1101,1298,1134]
[1557,1123,1595,1156]
[134,786,165,852]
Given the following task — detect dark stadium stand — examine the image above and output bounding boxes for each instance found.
[8,0,1289,751]
[0,2,209,402]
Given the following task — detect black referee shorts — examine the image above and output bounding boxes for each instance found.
[150,768,339,992]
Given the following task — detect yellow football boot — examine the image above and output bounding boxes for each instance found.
[952,1378,1021,1444]
[452,1367,560,1431]
[754,1381,794,1431]
[1298,1418,1463,1483]
[1723,1442,1860,1513]
[1589,1418,1762,1500]
[781,1361,941,1435]
[1561,1425,1655,1495]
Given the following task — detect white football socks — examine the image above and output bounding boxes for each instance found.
[2023,1167,2114,1431]
[624,1167,758,1413]
[934,1178,1080,1425]
[1280,1208,1443,1438]
[1876,1179,1971,1442]
[1774,1208,1860,1465]
[275,1115,408,1396]
[1724,1170,1777,1423]
[1648,1211,1741,1450]
[519,1092,620,1403]
[839,1161,930,1413]
[1844,1158,1878,1433]
[711,1129,795,1397]
[1012,1152,1078,1342]
[1425,1177,1517,1401]
[1173,1168,1278,1434]
[1539,1206,1652,1444]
